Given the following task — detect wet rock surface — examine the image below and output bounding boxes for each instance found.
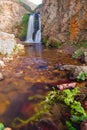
[58,64,87,79]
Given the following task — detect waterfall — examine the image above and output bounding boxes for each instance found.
[35,14,41,43]
[26,13,41,43]
[26,14,35,43]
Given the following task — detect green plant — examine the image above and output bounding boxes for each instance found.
[42,88,87,130]
[49,40,61,48]
[18,14,29,40]
[66,121,76,130]
[77,72,87,81]
[0,123,5,130]
[43,38,49,47]
[11,88,87,130]
[76,41,87,48]
[11,99,50,128]
[72,50,84,59]
[22,14,29,24]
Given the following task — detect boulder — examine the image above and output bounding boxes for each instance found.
[0,32,16,55]
[58,65,87,80]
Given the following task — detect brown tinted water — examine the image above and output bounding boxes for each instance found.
[0,44,83,129]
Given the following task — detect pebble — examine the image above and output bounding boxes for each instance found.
[0,73,4,81]
[3,56,13,62]
[0,60,5,67]
[4,127,12,130]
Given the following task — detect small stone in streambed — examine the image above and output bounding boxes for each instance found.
[0,73,4,81]
[3,56,13,63]
[4,128,12,130]
[0,60,5,67]
[57,82,76,90]
[36,65,48,69]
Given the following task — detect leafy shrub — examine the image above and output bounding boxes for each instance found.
[18,14,29,41]
[43,37,49,47]
[11,88,87,130]
[66,121,76,130]
[72,50,84,59]
[76,41,87,48]
[77,72,87,81]
[0,123,5,130]
[43,37,61,48]
[45,88,87,130]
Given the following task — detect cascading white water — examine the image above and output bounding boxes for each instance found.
[35,30,41,43]
[25,13,41,43]
[26,14,35,43]
[35,14,41,43]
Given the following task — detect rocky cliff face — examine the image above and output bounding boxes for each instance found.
[21,0,36,10]
[0,0,28,33]
[41,0,87,44]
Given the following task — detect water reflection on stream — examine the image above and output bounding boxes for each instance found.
[27,43,42,58]
[0,43,81,129]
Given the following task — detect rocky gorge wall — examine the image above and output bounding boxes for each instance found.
[41,0,87,44]
[0,0,28,33]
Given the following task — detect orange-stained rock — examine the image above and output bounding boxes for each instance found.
[41,0,87,44]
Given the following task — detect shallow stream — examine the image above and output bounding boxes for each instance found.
[0,44,84,129]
